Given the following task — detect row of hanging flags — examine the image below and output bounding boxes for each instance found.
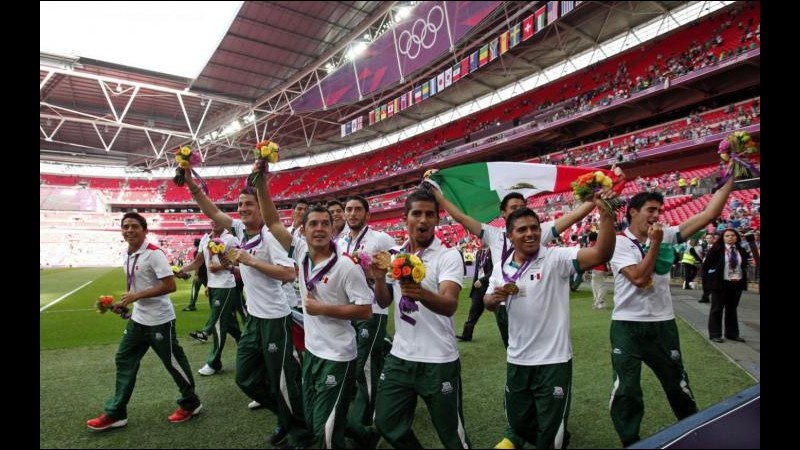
[339,1,579,138]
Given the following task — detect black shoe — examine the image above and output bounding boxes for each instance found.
[270,425,288,446]
[710,337,724,343]
[189,331,208,343]
[698,299,710,303]
[456,335,472,342]
[727,336,746,343]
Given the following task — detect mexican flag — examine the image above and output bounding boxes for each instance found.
[426,162,615,222]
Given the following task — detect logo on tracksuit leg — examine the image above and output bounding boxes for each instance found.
[325,375,337,386]
[441,381,453,394]
[670,350,681,361]
[553,386,564,399]
[268,343,278,353]
[360,328,370,339]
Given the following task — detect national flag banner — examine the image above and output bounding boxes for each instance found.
[400,93,407,110]
[444,67,453,87]
[489,38,499,61]
[380,104,387,120]
[369,110,375,125]
[561,0,575,15]
[426,162,616,223]
[461,57,470,78]
[387,101,394,117]
[414,85,422,104]
[479,44,489,67]
[437,72,445,91]
[407,90,414,107]
[429,77,437,96]
[535,6,546,31]
[422,83,429,100]
[452,63,461,83]
[470,51,479,72]
[547,1,559,24]
[500,31,509,54]
[510,23,521,47]
[341,123,347,137]
[394,98,400,114]
[522,14,534,40]
[356,116,363,130]
[374,107,381,123]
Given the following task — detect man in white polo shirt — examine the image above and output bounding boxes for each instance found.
[608,177,733,447]
[484,202,616,449]
[337,195,396,449]
[257,180,374,449]
[184,170,311,448]
[371,188,470,449]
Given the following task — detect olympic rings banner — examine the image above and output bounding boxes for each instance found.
[291,1,501,113]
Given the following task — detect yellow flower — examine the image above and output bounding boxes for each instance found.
[601,177,613,188]
[268,141,279,151]
[411,265,426,283]
[180,146,191,156]
[260,146,271,158]
[720,153,730,162]
[179,160,190,169]
[267,152,279,163]
[409,254,422,266]
[594,171,605,182]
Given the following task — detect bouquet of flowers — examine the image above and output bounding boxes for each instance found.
[571,171,626,216]
[247,140,280,189]
[95,295,131,319]
[390,253,427,325]
[208,238,226,255]
[717,131,759,184]
[346,250,373,272]
[173,146,202,186]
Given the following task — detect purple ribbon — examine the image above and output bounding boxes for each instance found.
[346,226,369,255]
[237,229,263,251]
[302,242,339,292]
[390,244,426,325]
[501,250,536,286]
[714,154,760,190]
[191,168,209,195]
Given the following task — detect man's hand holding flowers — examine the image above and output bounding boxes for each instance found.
[247,140,279,189]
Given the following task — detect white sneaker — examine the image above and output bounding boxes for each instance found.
[248,400,262,409]
[198,364,217,376]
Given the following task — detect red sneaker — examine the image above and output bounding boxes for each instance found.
[86,413,127,431]
[167,404,203,423]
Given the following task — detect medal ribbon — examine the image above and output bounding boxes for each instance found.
[126,253,140,291]
[346,225,369,254]
[302,241,339,292]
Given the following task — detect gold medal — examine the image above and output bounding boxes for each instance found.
[373,251,391,270]
[504,282,519,295]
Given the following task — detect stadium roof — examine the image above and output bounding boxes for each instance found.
[40,1,691,173]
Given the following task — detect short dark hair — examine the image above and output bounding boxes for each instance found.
[500,192,525,212]
[295,199,309,208]
[589,231,598,242]
[302,204,333,226]
[626,191,664,223]
[326,199,344,210]
[193,238,201,247]
[121,212,147,230]
[346,195,369,212]
[404,188,439,216]
[505,207,540,234]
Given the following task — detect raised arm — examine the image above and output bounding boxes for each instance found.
[679,177,734,241]
[554,200,595,235]
[185,168,232,229]
[254,172,292,251]
[429,184,484,237]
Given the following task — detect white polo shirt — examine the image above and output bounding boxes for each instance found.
[486,246,579,365]
[336,226,397,314]
[610,226,680,321]
[199,230,238,289]
[125,239,176,326]
[388,237,464,364]
[293,237,373,362]
[232,220,295,319]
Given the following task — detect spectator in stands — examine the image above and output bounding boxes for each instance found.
[456,244,492,342]
[367,189,470,449]
[86,212,202,431]
[484,201,617,449]
[705,229,750,343]
[326,199,346,238]
[681,238,703,289]
[608,177,734,447]
[184,171,311,448]
[256,180,373,449]
[337,195,397,448]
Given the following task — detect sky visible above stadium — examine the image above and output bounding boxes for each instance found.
[40,1,242,79]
